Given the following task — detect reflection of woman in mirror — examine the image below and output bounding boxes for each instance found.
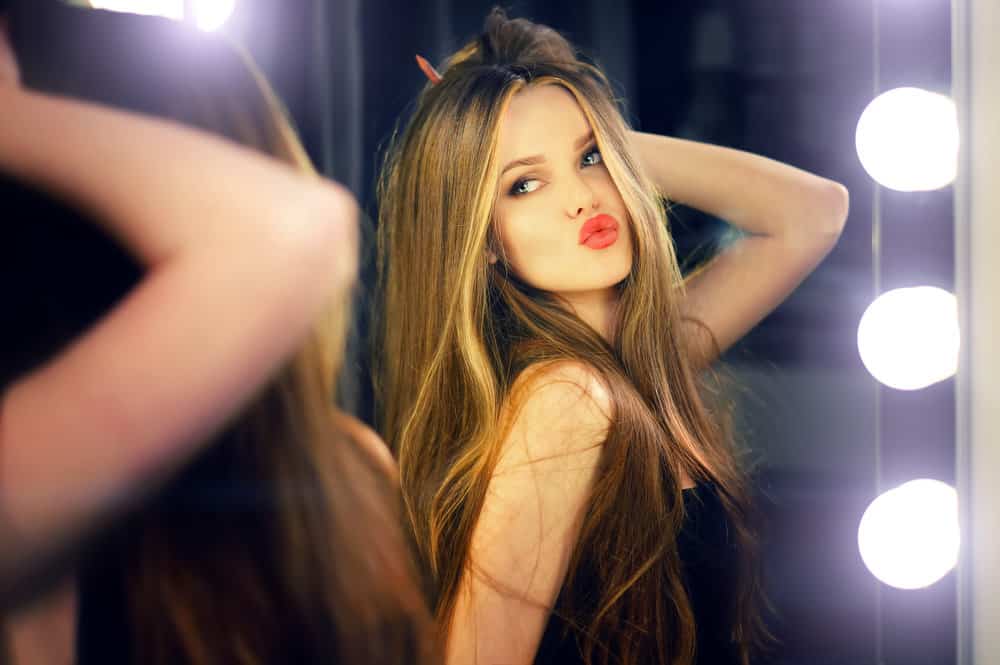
[376,8,849,665]
[0,11,433,665]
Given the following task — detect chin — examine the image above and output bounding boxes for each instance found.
[610,260,633,285]
[579,273,632,293]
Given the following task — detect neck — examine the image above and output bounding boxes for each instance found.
[558,287,621,342]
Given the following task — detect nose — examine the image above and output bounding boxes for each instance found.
[564,173,598,219]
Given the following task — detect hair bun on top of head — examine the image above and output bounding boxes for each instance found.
[422,7,579,84]
[476,7,577,66]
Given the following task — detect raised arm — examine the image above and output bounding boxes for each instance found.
[446,362,608,665]
[629,131,849,365]
[0,82,357,584]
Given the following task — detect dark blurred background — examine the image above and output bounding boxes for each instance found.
[10,1,958,663]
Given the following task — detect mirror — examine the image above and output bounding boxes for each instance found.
[244,1,960,662]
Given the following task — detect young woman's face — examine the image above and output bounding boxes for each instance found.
[492,84,633,298]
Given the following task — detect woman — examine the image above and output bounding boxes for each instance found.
[376,9,848,665]
[0,10,433,665]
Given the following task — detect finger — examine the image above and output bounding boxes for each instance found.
[0,17,20,86]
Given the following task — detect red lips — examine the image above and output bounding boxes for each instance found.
[578,214,619,250]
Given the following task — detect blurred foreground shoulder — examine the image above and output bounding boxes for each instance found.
[289,180,360,289]
[332,410,397,479]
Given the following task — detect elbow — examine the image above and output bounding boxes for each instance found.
[817,179,850,238]
[780,179,848,252]
[296,181,361,291]
[255,179,360,309]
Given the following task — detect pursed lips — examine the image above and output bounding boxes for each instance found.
[578,214,619,249]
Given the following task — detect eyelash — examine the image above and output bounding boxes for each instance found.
[508,145,603,196]
[581,146,603,168]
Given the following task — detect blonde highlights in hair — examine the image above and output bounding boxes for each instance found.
[377,10,767,665]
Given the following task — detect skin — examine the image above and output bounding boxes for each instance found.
[445,360,615,665]
[493,84,633,340]
[632,129,850,364]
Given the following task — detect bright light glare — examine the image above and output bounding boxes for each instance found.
[858,479,959,589]
[90,0,183,20]
[90,0,235,31]
[857,286,959,390]
[855,87,959,191]
[192,0,236,32]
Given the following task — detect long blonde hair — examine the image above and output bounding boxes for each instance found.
[376,9,766,665]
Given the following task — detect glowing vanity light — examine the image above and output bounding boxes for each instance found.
[858,479,959,589]
[855,87,959,191]
[857,286,959,390]
[89,0,235,31]
[191,0,236,31]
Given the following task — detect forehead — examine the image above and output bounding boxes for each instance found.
[497,84,591,162]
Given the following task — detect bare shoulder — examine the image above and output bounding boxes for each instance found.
[331,410,397,479]
[448,361,611,661]
[513,360,611,407]
[499,360,612,472]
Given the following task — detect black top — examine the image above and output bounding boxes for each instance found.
[535,482,741,664]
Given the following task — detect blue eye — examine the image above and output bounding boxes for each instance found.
[581,147,603,167]
[510,178,541,196]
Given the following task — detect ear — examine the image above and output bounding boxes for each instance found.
[486,248,498,265]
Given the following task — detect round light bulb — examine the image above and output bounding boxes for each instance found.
[191,0,236,31]
[857,287,959,390]
[855,87,959,191]
[858,479,959,589]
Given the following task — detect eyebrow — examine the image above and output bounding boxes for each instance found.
[500,130,596,176]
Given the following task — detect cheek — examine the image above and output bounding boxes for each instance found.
[492,214,569,289]
[494,209,547,266]
[593,171,627,210]
[493,215,526,273]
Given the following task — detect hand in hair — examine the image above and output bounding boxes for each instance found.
[0,15,18,86]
